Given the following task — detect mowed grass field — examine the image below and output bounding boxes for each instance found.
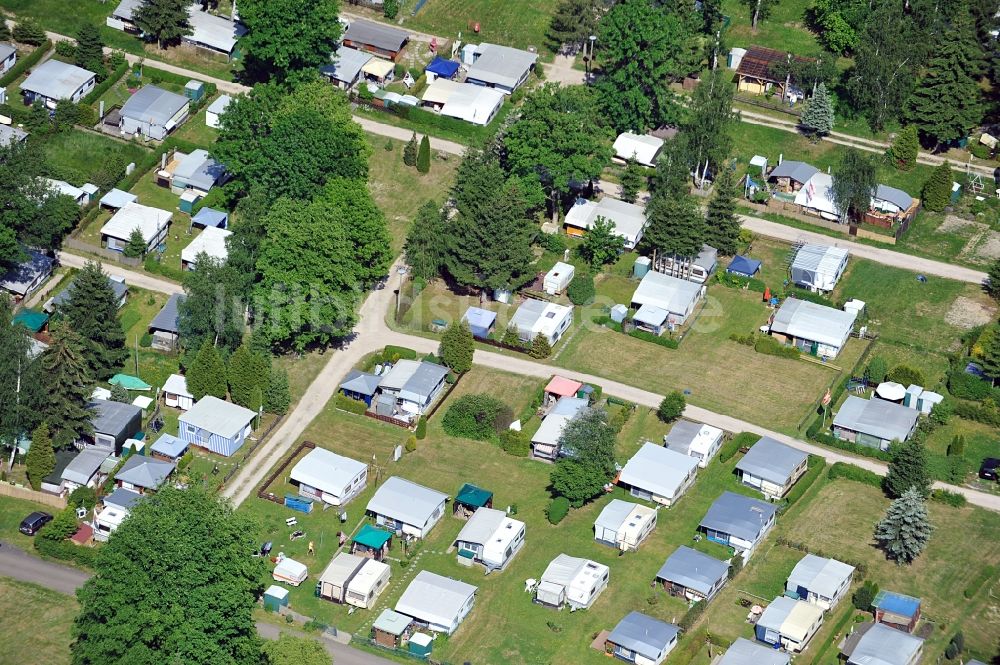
[721,0,822,57]
[404,0,560,51]
[0,578,77,665]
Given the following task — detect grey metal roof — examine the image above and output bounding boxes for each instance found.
[594,499,637,533]
[403,362,448,400]
[769,160,819,184]
[395,570,476,627]
[842,623,923,665]
[467,43,538,89]
[786,554,854,599]
[699,491,777,543]
[655,546,729,595]
[20,60,95,100]
[631,270,703,316]
[206,94,231,116]
[115,454,175,490]
[88,399,142,438]
[0,249,52,296]
[757,595,796,632]
[509,298,547,330]
[770,298,857,348]
[455,506,507,545]
[321,47,373,83]
[61,448,110,486]
[150,433,189,459]
[185,7,246,54]
[179,396,255,439]
[719,638,791,665]
[874,184,913,211]
[618,442,699,499]
[607,612,679,660]
[340,369,382,396]
[103,487,143,511]
[120,85,189,126]
[0,43,15,62]
[694,244,718,272]
[51,276,127,309]
[111,0,141,20]
[372,609,412,636]
[366,476,447,527]
[735,436,808,485]
[343,20,409,52]
[99,188,138,209]
[0,123,28,147]
[149,293,184,334]
[833,396,919,443]
[173,149,226,190]
[664,420,702,453]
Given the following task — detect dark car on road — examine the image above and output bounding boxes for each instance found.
[18,511,52,536]
[979,458,1000,481]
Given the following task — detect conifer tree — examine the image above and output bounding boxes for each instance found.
[874,487,932,565]
[922,161,953,212]
[978,324,1000,385]
[704,167,740,255]
[619,156,644,203]
[39,323,95,447]
[58,261,129,380]
[123,228,147,258]
[643,194,706,259]
[404,200,446,281]
[187,339,228,400]
[884,438,931,499]
[439,322,475,374]
[529,333,552,359]
[75,24,107,79]
[264,365,290,415]
[110,383,130,403]
[25,422,55,491]
[985,259,1000,302]
[800,82,835,138]
[416,135,431,174]
[227,344,269,409]
[889,125,919,171]
[403,132,417,167]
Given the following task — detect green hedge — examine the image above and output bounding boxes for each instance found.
[947,368,997,401]
[335,394,368,415]
[384,345,418,361]
[783,455,825,507]
[34,536,98,568]
[500,429,530,456]
[0,40,52,88]
[441,394,512,441]
[719,432,758,463]
[953,400,1000,427]
[546,496,570,524]
[828,461,882,487]
[716,271,766,292]
[963,565,996,598]
[83,62,129,106]
[930,488,967,507]
[628,328,680,349]
[809,424,893,461]
[754,335,800,359]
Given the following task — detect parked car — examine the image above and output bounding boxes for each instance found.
[18,511,53,536]
[979,458,1000,481]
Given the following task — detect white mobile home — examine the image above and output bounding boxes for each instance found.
[617,442,699,507]
[755,596,824,652]
[346,558,391,609]
[631,271,705,327]
[786,554,855,611]
[564,196,648,250]
[768,298,857,359]
[530,396,588,461]
[536,554,609,610]
[366,476,447,539]
[100,203,172,253]
[613,132,664,167]
[509,299,574,346]
[593,499,657,552]
[395,571,477,635]
[734,436,809,499]
[789,244,848,293]
[663,421,724,468]
[454,507,525,572]
[290,447,367,506]
[318,552,367,603]
[543,261,575,295]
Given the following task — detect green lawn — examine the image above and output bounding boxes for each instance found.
[170,97,221,147]
[38,130,149,189]
[113,286,181,390]
[721,0,823,57]
[924,417,1000,487]
[0,495,56,548]
[0,577,76,665]
[403,0,560,52]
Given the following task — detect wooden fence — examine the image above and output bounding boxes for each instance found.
[0,483,68,509]
[63,237,143,266]
[256,440,316,505]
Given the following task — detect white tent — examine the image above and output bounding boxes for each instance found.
[613,132,664,167]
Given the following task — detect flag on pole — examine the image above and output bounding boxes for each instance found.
[821,388,831,406]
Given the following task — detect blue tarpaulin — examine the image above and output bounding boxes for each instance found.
[425,56,460,79]
[192,207,229,228]
[726,255,762,277]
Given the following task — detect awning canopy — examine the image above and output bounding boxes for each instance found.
[354,523,392,550]
[109,374,152,391]
[13,309,48,333]
[455,483,492,508]
[426,56,460,79]
[362,59,395,79]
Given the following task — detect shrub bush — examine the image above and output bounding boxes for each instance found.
[178,451,193,470]
[628,328,680,349]
[34,537,98,567]
[719,432,757,462]
[754,335,800,359]
[0,40,52,87]
[729,332,756,346]
[657,391,685,423]
[405,436,417,453]
[828,462,882,487]
[947,369,995,401]
[715,271,766,292]
[12,19,46,45]
[952,400,1000,427]
[546,496,570,524]
[812,431,893,461]
[441,394,512,441]
[415,416,427,440]
[539,232,566,253]
[963,566,996,599]
[335,394,369,415]
[500,429,530,456]
[888,365,925,387]
[82,61,127,106]
[678,599,706,630]
[55,41,77,58]
[139,333,152,348]
[567,272,595,305]
[783,456,824,506]
[852,580,879,611]
[930,488,967,507]
[68,486,97,510]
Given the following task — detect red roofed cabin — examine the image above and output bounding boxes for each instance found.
[734,46,813,101]
[545,376,584,407]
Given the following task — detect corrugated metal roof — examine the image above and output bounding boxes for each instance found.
[20,60,95,100]
[115,455,175,489]
[699,491,777,543]
[631,271,703,317]
[735,436,808,485]
[618,442,698,498]
[366,476,447,528]
[120,85,189,126]
[842,622,923,665]
[343,20,408,52]
[179,396,255,439]
[655,546,729,595]
[466,43,537,89]
[786,554,854,599]
[289,448,367,497]
[395,571,476,628]
[149,293,184,334]
[769,160,818,184]
[720,638,791,665]
[88,399,141,438]
[769,298,857,348]
[607,612,679,660]
[833,396,919,443]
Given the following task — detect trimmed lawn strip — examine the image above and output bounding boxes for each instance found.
[0,576,76,665]
[403,0,560,52]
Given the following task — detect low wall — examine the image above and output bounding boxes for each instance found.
[0,482,68,509]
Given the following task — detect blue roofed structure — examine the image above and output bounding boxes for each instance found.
[726,256,762,277]
[150,433,190,461]
[606,612,680,665]
[192,207,228,228]
[872,590,921,632]
[426,56,460,80]
[655,545,729,601]
[461,306,497,338]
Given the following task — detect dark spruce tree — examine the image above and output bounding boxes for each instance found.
[57,261,128,380]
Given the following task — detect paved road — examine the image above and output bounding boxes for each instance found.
[57,251,184,295]
[0,542,393,665]
[739,216,989,285]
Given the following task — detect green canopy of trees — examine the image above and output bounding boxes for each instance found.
[831,150,877,225]
[238,0,342,83]
[57,261,128,381]
[404,201,446,281]
[551,408,617,506]
[187,339,228,400]
[133,0,192,48]
[39,322,95,448]
[179,254,245,356]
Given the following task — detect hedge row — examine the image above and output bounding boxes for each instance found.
[0,40,52,88]
[953,400,1000,427]
[754,335,800,359]
[628,328,680,349]
[782,456,825,507]
[776,535,868,575]
[946,369,998,401]
[83,61,129,106]
[828,461,882,487]
[335,394,368,415]
[719,432,758,463]
[34,536,98,568]
[808,422,893,461]
[930,488,967,507]
[715,271,766,293]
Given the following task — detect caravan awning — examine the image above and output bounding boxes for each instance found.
[362,59,395,79]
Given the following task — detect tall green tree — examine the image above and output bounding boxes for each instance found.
[179,254,244,355]
[110,383,130,403]
[30,194,82,252]
[651,140,693,200]
[58,261,128,380]
[214,82,369,206]
[809,0,868,54]
[831,150,877,225]
[404,201,446,281]
[596,0,698,132]
[39,322,94,448]
[122,229,147,259]
[546,0,599,52]
[551,408,617,506]
[619,157,644,203]
[416,135,431,174]
[238,0,342,84]
[25,422,55,491]
[227,344,270,409]
[0,141,53,265]
[12,19,46,45]
[403,132,418,167]
[884,438,931,498]
[439,322,475,374]
[579,216,622,269]
[504,85,612,220]
[985,259,1000,302]
[657,391,686,423]
[264,366,290,415]
[0,295,44,442]
[845,1,917,131]
[73,487,267,664]
[922,161,953,212]
[741,0,780,29]
[978,323,1000,384]
[322,178,392,286]
[888,125,920,171]
[186,339,228,400]
[529,333,552,359]
[263,634,332,665]
[444,153,538,293]
[682,69,738,187]
[75,24,106,78]
[704,167,741,255]
[905,9,984,148]
[223,189,268,304]
[0,21,10,42]
[133,0,192,48]
[801,82,835,137]
[874,486,932,565]
[643,194,706,259]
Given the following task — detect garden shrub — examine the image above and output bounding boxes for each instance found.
[35,536,98,567]
[441,394,512,441]
[952,400,1000,427]
[947,369,995,401]
[628,328,679,349]
[716,271,766,292]
[546,496,570,524]
[930,488,967,507]
[567,272,595,305]
[539,232,566,253]
[178,451,194,471]
[68,486,97,510]
[54,41,77,58]
[500,429,530,457]
[719,432,757,462]
[415,416,427,440]
[383,345,418,362]
[335,394,368,415]
[139,333,152,348]
[678,599,706,630]
[852,580,879,611]
[405,436,417,453]
[729,332,757,346]
[828,462,882,487]
[888,365,925,387]
[754,335,800,359]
